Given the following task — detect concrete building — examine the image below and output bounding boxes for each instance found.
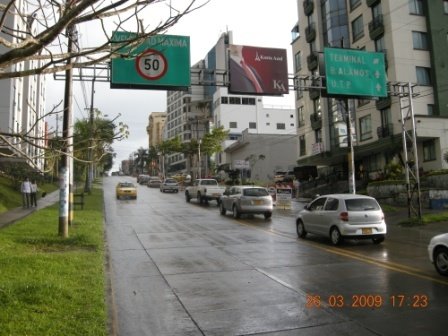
[0,0,46,172]
[164,32,296,179]
[292,0,448,181]
[146,112,166,148]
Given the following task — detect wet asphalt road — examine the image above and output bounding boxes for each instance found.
[104,176,448,336]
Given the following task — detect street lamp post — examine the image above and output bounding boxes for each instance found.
[198,139,202,179]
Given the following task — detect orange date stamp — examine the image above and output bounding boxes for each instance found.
[306,294,429,309]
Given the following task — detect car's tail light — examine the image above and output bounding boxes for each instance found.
[339,212,349,221]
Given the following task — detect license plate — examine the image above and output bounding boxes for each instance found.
[253,200,263,205]
[212,193,220,197]
[362,228,372,234]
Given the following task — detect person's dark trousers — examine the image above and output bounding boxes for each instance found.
[30,192,37,207]
[22,193,30,208]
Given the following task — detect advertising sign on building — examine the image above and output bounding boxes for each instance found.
[228,44,289,96]
[111,32,190,90]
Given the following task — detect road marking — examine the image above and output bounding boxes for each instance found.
[235,219,448,286]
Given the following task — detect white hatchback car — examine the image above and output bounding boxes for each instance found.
[428,233,448,276]
[296,194,387,245]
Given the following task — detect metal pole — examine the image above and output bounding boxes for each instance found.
[198,140,201,179]
[85,71,95,193]
[345,99,356,194]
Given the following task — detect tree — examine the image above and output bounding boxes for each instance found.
[0,0,209,79]
[73,113,127,182]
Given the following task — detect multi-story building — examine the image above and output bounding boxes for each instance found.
[292,0,448,181]
[0,0,46,172]
[146,112,166,148]
[164,32,296,178]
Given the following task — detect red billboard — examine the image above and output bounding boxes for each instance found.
[228,44,289,95]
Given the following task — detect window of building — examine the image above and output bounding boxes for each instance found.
[412,31,429,50]
[423,139,436,161]
[229,97,241,104]
[372,3,382,18]
[444,0,448,14]
[242,97,256,105]
[266,122,270,126]
[409,0,424,15]
[416,66,432,85]
[315,129,322,143]
[266,113,270,118]
[298,106,305,127]
[374,35,385,52]
[295,51,302,72]
[427,104,435,116]
[277,123,286,130]
[221,97,228,104]
[229,121,237,128]
[299,135,306,156]
[359,115,372,141]
[249,122,256,129]
[351,15,364,42]
[350,0,361,11]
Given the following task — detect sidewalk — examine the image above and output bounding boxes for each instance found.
[0,190,60,229]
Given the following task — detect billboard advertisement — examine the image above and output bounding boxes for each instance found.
[110,32,190,90]
[228,44,289,95]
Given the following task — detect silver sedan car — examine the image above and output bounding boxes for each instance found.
[296,194,387,245]
[219,185,273,219]
[160,178,179,193]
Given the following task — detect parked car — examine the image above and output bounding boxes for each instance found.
[147,178,162,188]
[116,182,137,200]
[428,233,448,276]
[137,174,150,185]
[296,194,387,245]
[160,178,179,193]
[219,185,273,219]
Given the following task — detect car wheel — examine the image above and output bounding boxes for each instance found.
[330,227,343,246]
[220,202,226,215]
[372,236,385,244]
[296,220,307,238]
[434,246,448,276]
[264,212,272,219]
[185,192,191,203]
[232,205,240,219]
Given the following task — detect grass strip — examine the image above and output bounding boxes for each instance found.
[0,186,107,336]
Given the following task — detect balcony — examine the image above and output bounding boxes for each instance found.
[310,113,322,130]
[375,95,391,110]
[305,23,316,43]
[307,52,318,71]
[366,0,380,7]
[369,15,384,40]
[303,0,314,16]
[377,124,394,138]
[309,88,320,100]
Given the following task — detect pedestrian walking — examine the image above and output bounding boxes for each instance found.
[21,177,32,208]
[30,179,38,207]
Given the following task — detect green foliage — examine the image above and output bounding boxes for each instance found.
[384,161,404,180]
[0,188,107,335]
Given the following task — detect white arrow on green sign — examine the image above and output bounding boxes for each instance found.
[324,48,387,98]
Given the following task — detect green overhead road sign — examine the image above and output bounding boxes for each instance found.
[111,32,190,90]
[324,48,387,97]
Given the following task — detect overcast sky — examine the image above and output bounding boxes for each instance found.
[46,0,299,171]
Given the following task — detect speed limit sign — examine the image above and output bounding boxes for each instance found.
[136,49,168,80]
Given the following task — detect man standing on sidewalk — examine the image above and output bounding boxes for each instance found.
[21,177,31,208]
[30,179,38,207]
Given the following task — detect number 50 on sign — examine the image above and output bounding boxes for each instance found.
[136,49,168,80]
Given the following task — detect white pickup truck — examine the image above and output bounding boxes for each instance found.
[185,179,226,205]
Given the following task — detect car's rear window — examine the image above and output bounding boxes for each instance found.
[243,188,269,197]
[165,179,177,183]
[120,183,134,188]
[345,198,380,211]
